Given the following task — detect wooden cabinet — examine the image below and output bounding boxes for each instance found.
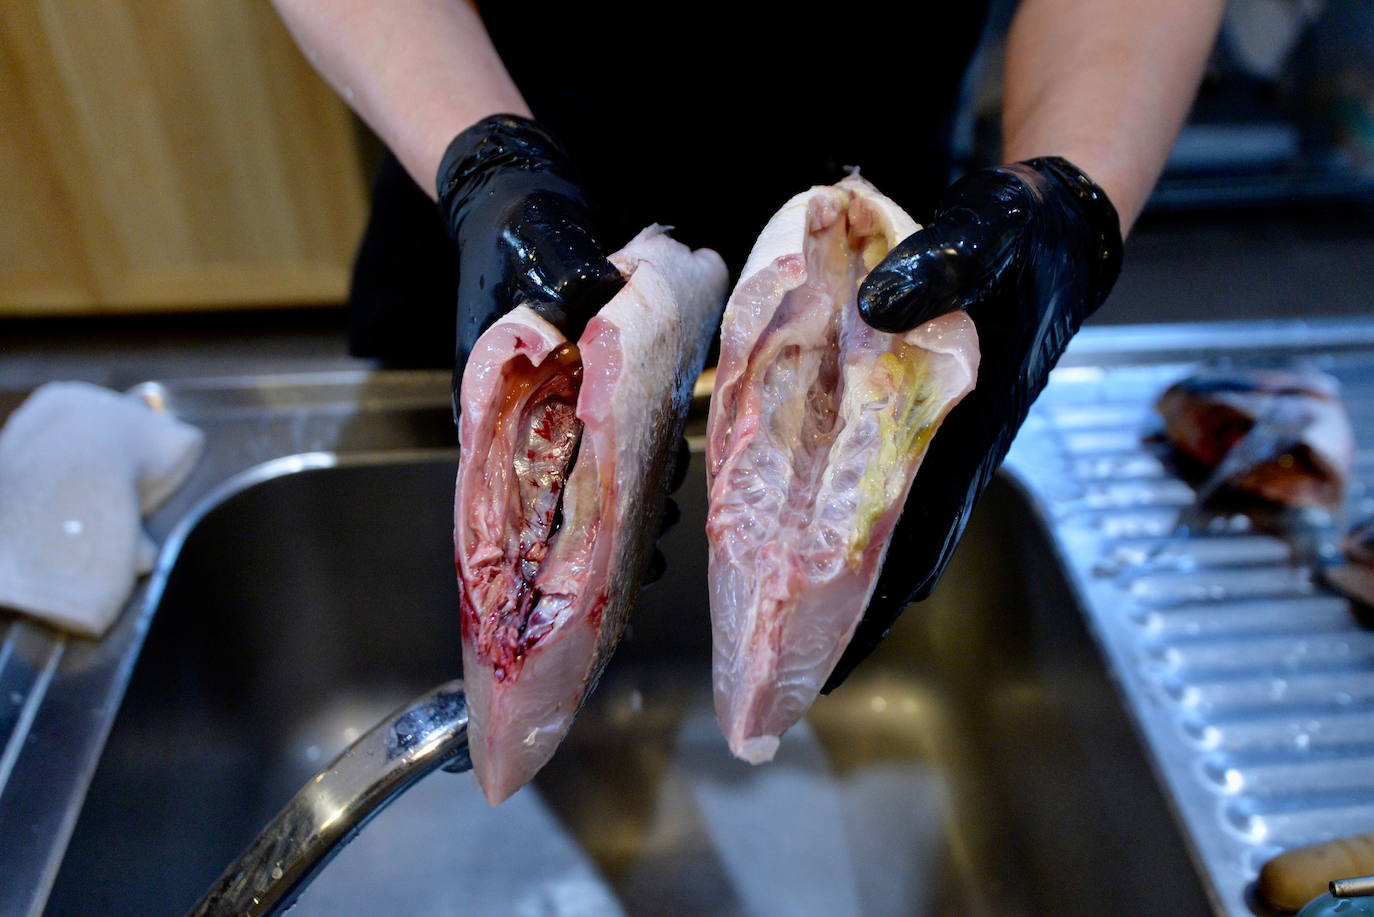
[0,1,367,315]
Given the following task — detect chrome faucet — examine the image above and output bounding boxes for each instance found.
[187,680,470,917]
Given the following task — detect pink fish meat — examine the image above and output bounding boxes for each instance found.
[706,176,980,763]
[456,227,727,803]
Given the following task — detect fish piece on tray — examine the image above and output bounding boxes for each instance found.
[1154,368,1354,510]
[1326,519,1374,608]
[706,175,980,764]
[456,227,727,803]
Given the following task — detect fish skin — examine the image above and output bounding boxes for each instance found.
[1155,368,1355,509]
[456,227,727,803]
[706,177,980,763]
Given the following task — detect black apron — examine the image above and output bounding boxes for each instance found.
[348,4,991,365]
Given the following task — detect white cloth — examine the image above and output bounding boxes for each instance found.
[0,381,203,637]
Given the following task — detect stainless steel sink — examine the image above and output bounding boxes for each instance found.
[44,448,1207,916]
[21,319,1374,915]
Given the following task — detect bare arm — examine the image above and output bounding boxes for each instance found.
[272,0,529,196]
[1002,0,1225,235]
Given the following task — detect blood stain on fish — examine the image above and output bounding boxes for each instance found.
[454,227,727,803]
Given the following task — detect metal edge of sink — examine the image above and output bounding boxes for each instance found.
[5,315,1374,916]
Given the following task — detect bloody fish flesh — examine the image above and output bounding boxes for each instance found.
[456,227,727,803]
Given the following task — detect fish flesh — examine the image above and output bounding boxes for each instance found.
[1155,368,1354,510]
[706,176,979,763]
[1326,519,1374,607]
[707,178,979,763]
[456,227,727,803]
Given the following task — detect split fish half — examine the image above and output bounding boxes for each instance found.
[706,176,980,763]
[456,227,727,803]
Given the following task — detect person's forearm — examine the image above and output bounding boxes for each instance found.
[1002,0,1224,235]
[272,0,529,195]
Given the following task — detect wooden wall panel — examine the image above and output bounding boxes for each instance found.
[0,1,367,315]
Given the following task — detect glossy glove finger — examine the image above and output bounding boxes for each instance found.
[640,548,667,588]
[640,502,676,588]
[453,186,623,378]
[658,496,681,537]
[668,436,692,494]
[858,168,1033,333]
[440,115,624,387]
[499,189,626,339]
[642,443,690,588]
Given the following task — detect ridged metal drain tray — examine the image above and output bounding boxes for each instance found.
[1005,326,1374,915]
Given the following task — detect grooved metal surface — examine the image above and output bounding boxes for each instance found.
[1005,348,1374,915]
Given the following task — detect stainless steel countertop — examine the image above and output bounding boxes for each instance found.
[3,316,1374,915]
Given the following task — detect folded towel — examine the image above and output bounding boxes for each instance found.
[0,382,203,637]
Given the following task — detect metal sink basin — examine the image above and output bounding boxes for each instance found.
[45,449,1206,916]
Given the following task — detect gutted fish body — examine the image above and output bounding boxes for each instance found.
[1155,369,1354,509]
[457,227,727,803]
[706,176,979,764]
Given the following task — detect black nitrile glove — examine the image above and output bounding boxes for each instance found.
[439,115,683,589]
[824,156,1123,692]
[436,114,624,406]
[641,437,692,589]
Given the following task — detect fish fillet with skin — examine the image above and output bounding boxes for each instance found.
[706,176,980,764]
[456,227,727,804]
